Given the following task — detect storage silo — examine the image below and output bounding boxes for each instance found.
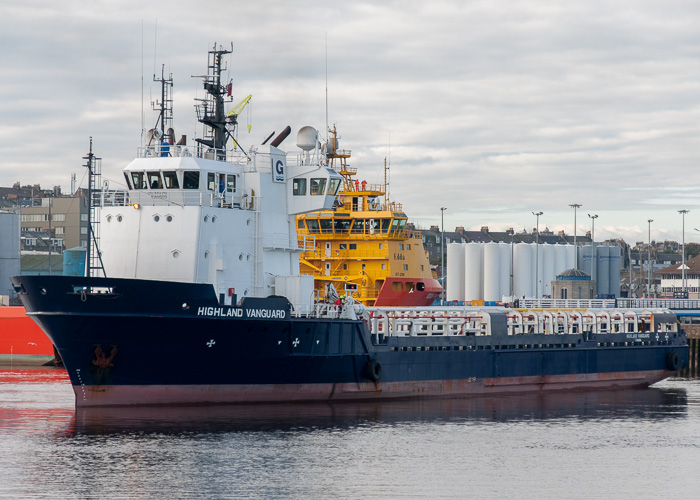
[513,243,534,297]
[597,245,610,294]
[542,243,556,297]
[0,211,20,297]
[579,245,592,277]
[554,244,567,276]
[483,242,501,302]
[565,244,575,270]
[499,242,512,298]
[609,245,622,297]
[464,243,483,301]
[446,243,465,302]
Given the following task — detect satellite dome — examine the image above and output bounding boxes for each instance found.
[296,126,318,151]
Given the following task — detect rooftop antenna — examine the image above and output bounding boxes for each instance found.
[325,32,328,144]
[385,133,391,205]
[151,64,173,140]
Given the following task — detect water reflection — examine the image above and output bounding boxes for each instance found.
[72,387,688,436]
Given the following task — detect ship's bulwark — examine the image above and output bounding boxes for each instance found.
[12,275,689,407]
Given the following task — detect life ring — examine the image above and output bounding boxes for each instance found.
[365,359,382,382]
[666,352,681,371]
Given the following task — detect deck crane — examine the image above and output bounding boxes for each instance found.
[224,93,252,154]
[226,94,252,133]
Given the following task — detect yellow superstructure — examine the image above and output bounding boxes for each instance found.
[296,128,440,306]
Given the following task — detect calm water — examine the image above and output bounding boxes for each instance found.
[1,368,699,499]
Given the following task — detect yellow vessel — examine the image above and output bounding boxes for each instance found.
[296,128,442,306]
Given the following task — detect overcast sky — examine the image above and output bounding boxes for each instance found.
[2,1,700,245]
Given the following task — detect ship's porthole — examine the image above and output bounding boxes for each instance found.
[239,254,243,261]
[153,215,160,222]
[247,219,251,226]
[204,251,209,259]
[117,215,123,222]
[106,215,112,223]
[212,216,217,223]
[182,303,190,310]
[204,215,209,222]
[166,215,173,222]
[246,254,251,261]
[172,250,180,258]
[39,288,47,295]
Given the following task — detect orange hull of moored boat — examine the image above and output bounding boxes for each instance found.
[0,307,56,366]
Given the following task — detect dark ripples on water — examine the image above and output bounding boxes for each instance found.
[1,368,700,499]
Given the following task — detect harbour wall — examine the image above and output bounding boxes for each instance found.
[680,324,700,378]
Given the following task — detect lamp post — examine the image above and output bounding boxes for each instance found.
[679,209,689,296]
[570,204,581,269]
[440,207,446,303]
[532,211,543,298]
[588,214,598,283]
[648,219,653,297]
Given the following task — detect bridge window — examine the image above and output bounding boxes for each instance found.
[297,219,305,229]
[382,219,391,233]
[183,171,199,189]
[334,218,351,233]
[328,178,341,195]
[310,178,327,195]
[207,173,216,191]
[293,178,307,195]
[131,171,147,190]
[307,219,319,234]
[147,172,163,189]
[123,172,133,189]
[163,171,179,189]
[319,218,333,233]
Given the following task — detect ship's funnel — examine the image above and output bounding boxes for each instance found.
[270,126,291,147]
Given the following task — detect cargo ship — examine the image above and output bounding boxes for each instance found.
[11,44,688,407]
[296,128,441,306]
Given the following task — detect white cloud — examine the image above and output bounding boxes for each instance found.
[2,1,700,243]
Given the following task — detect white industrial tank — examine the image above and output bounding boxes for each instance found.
[464,243,483,301]
[446,243,465,302]
[483,242,500,302]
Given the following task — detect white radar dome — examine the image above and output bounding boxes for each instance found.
[296,126,318,151]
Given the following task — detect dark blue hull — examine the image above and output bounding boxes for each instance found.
[11,275,690,407]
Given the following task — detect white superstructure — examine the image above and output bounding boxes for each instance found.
[98,132,340,307]
[93,44,342,310]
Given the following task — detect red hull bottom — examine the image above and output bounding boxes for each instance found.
[0,307,56,366]
[70,370,669,407]
[374,277,442,307]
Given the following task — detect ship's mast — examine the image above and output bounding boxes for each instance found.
[83,138,106,278]
[194,43,232,160]
[151,64,173,142]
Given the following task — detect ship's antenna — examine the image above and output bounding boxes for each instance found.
[386,133,391,205]
[325,32,328,144]
[141,20,144,147]
[83,138,106,278]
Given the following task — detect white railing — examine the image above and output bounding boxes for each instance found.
[361,306,676,339]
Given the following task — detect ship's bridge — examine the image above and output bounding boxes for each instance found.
[102,146,341,213]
